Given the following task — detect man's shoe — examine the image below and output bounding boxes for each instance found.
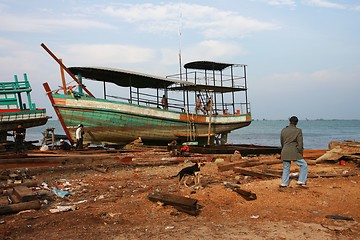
[279,184,288,188]
[296,182,309,189]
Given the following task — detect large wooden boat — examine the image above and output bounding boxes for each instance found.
[42,44,252,146]
[0,74,48,142]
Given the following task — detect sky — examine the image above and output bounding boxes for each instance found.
[0,0,359,120]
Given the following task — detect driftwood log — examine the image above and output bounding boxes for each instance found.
[0,200,41,215]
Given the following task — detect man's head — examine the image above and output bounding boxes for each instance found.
[289,116,298,125]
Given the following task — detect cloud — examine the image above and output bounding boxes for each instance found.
[268,0,296,6]
[62,44,155,67]
[0,37,18,49]
[183,40,246,62]
[302,0,346,10]
[352,5,360,11]
[269,68,341,85]
[103,3,279,39]
[256,0,296,7]
[0,13,115,33]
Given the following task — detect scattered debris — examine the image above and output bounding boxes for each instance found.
[316,140,360,163]
[49,205,77,213]
[52,187,73,198]
[123,137,144,150]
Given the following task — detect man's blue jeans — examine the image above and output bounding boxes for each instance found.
[281,159,308,186]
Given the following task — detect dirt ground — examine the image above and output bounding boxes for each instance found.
[0,149,359,240]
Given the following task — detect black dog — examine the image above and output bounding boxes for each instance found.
[172,162,202,187]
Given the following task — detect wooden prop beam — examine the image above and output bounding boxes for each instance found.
[43,82,74,144]
[41,43,94,97]
[148,191,199,216]
[224,182,257,201]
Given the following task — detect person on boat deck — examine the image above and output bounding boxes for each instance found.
[204,97,212,115]
[59,139,71,151]
[75,124,85,150]
[280,116,308,187]
[14,124,26,154]
[161,95,168,110]
[195,94,206,115]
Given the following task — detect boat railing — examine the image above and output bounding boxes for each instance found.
[0,109,47,122]
[168,70,246,88]
[106,94,130,103]
[192,102,249,115]
[108,91,186,112]
[0,81,31,93]
[0,74,37,111]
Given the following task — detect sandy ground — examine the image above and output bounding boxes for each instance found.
[0,150,359,240]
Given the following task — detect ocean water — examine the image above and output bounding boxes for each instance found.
[228,119,360,149]
[22,119,360,150]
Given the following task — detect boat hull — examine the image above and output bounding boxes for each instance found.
[185,144,281,155]
[0,110,48,131]
[52,94,251,145]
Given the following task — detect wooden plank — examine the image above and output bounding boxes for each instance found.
[263,169,282,176]
[174,206,200,216]
[148,192,197,208]
[217,160,259,172]
[147,191,199,215]
[307,173,357,178]
[316,142,360,163]
[13,186,37,202]
[233,167,280,179]
[224,182,257,201]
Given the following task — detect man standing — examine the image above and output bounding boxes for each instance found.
[280,116,308,187]
[14,124,26,153]
[75,124,84,150]
[195,94,206,115]
[161,95,168,110]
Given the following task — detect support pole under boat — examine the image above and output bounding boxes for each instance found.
[43,82,74,145]
[207,96,213,145]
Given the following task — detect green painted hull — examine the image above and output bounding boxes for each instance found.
[52,94,251,145]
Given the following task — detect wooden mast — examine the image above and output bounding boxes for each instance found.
[59,59,67,95]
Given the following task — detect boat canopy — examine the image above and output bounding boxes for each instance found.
[168,84,246,93]
[68,67,194,89]
[184,61,246,71]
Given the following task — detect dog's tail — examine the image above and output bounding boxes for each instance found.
[170,172,179,179]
